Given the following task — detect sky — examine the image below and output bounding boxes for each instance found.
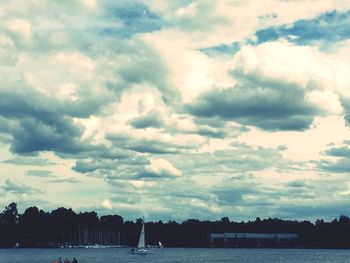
[1,0,350,222]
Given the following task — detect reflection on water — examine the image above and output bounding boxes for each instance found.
[1,248,350,263]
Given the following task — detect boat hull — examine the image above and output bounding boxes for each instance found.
[131,248,148,255]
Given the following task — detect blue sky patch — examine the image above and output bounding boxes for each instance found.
[255,10,350,46]
[100,1,164,38]
[200,42,241,57]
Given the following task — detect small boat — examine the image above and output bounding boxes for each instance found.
[131,216,149,255]
[158,241,163,248]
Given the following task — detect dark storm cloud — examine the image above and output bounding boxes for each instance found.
[187,77,319,131]
[0,88,105,120]
[129,111,164,129]
[10,117,82,154]
[318,159,350,173]
[0,116,11,134]
[0,89,129,159]
[0,87,112,156]
[2,179,43,195]
[196,127,228,138]
[323,146,350,157]
[9,118,124,160]
[318,143,350,173]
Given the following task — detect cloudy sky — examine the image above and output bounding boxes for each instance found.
[1,0,350,222]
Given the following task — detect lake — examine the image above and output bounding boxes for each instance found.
[1,248,350,263]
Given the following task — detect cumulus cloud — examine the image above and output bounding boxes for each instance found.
[316,140,350,173]
[187,82,318,131]
[129,111,164,129]
[1,0,350,221]
[141,158,182,178]
[2,178,43,195]
[188,40,350,131]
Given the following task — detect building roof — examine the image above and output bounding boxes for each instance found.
[210,232,299,239]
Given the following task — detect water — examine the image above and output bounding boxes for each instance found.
[1,248,350,263]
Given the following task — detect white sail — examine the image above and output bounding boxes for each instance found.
[137,218,145,248]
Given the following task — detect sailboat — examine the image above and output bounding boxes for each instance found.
[131,216,148,255]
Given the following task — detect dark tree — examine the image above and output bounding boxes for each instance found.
[2,202,350,248]
[0,202,19,247]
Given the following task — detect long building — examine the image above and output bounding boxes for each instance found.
[210,232,299,248]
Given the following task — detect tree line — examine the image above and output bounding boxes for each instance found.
[1,202,350,248]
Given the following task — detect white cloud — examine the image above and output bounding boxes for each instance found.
[145,158,182,177]
[0,35,14,47]
[6,19,32,42]
[2,178,43,195]
[231,41,350,115]
[55,52,95,72]
[49,32,69,46]
[102,199,112,209]
[141,34,216,103]
[306,90,343,115]
[57,83,79,101]
[239,116,350,162]
[82,0,97,10]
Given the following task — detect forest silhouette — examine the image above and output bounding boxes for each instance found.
[1,202,350,248]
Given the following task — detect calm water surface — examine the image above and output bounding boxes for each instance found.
[1,248,350,263]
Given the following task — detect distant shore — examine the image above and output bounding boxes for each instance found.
[2,203,350,249]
